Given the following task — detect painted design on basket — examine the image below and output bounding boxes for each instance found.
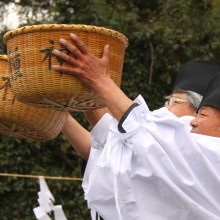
[40,40,71,74]
[8,46,23,81]
[0,76,10,100]
[0,76,14,102]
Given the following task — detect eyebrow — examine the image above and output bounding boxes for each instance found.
[198,107,216,118]
[199,106,208,111]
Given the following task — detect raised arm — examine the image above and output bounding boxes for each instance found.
[61,114,91,160]
[83,107,112,127]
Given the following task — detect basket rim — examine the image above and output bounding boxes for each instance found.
[3,24,129,47]
[0,55,8,61]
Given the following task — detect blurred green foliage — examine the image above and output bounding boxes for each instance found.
[1,0,220,219]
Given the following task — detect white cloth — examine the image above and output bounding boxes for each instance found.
[179,115,194,130]
[82,95,220,220]
[82,113,120,220]
[33,177,67,220]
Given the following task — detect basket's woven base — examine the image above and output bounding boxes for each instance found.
[4,24,127,111]
[17,90,105,111]
[0,55,68,141]
[0,121,43,141]
[0,97,68,141]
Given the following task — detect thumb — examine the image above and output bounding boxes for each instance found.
[102,44,109,62]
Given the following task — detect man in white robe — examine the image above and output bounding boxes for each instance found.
[52,34,220,219]
[81,76,220,219]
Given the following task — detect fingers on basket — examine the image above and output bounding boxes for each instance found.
[59,38,84,60]
[70,33,88,55]
[102,44,110,60]
[53,49,76,65]
[52,65,78,76]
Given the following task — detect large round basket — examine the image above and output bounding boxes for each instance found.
[3,24,128,111]
[0,55,68,141]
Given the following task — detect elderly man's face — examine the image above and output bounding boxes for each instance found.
[165,92,197,117]
[190,106,220,137]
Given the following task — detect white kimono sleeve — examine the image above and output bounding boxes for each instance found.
[82,113,121,220]
[114,96,220,220]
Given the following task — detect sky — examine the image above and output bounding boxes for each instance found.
[1,3,20,30]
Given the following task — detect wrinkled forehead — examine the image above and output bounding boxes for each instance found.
[199,106,220,115]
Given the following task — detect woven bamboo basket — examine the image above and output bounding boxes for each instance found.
[0,55,68,141]
[3,24,128,111]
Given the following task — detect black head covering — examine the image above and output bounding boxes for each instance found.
[173,60,220,96]
[198,73,220,111]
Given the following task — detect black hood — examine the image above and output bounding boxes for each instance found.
[173,60,220,96]
[198,73,220,111]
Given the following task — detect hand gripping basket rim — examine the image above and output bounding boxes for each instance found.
[3,24,129,47]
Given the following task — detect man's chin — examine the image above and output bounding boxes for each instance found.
[191,128,199,134]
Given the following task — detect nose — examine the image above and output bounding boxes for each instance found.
[190,117,198,128]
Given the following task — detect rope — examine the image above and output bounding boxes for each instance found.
[0,173,82,181]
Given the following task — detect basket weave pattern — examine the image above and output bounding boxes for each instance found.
[3,24,128,111]
[0,55,68,141]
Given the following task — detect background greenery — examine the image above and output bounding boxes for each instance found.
[1,0,220,219]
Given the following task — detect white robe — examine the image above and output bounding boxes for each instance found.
[82,95,220,220]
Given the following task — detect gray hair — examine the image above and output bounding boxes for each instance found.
[186,91,203,110]
[174,90,203,110]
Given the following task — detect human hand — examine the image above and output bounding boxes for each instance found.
[52,33,112,93]
[53,33,133,121]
